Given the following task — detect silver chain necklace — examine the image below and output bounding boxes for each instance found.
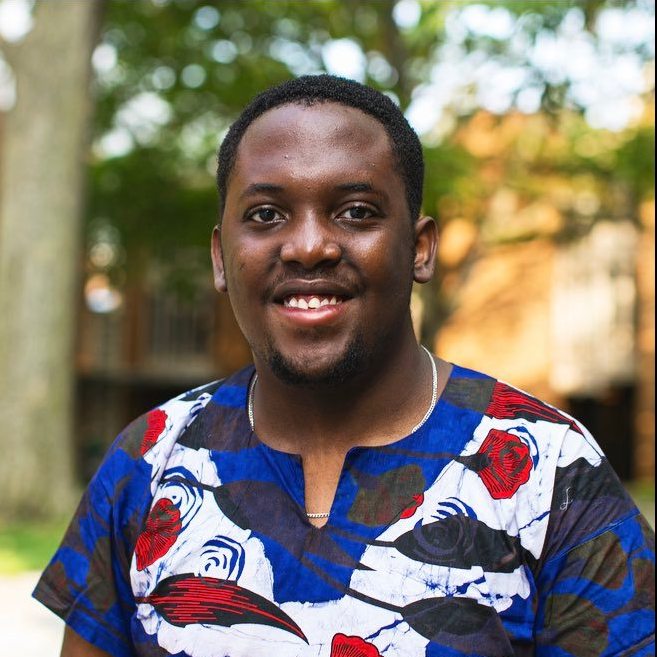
[247,345,438,520]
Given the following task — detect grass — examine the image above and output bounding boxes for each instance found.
[625,479,656,528]
[0,519,69,575]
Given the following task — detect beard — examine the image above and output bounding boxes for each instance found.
[264,333,369,387]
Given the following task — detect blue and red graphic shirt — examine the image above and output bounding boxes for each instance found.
[34,363,655,656]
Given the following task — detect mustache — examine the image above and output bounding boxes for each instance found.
[264,263,355,294]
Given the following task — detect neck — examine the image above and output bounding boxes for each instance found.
[249,331,445,456]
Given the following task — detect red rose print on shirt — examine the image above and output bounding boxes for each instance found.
[135,497,181,570]
[460,429,532,499]
[141,408,168,454]
[331,634,381,657]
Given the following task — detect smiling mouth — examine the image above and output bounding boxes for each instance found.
[282,295,344,310]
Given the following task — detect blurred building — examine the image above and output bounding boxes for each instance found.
[434,111,655,481]
[436,218,654,481]
[75,255,251,478]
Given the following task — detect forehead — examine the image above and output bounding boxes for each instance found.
[231,102,397,184]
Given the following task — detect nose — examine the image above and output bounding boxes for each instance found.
[279,215,342,269]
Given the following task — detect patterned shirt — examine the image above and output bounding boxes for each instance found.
[34,363,655,656]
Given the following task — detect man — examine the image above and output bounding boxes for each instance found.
[35,75,654,656]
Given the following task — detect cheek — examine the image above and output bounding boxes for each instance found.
[223,247,252,290]
[355,234,414,285]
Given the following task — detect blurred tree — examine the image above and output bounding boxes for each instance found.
[87,0,653,340]
[87,0,445,260]
[0,1,105,519]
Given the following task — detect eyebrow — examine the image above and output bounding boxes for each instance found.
[240,183,284,199]
[335,182,375,193]
[239,181,381,200]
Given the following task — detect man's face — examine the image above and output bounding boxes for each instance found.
[213,101,435,385]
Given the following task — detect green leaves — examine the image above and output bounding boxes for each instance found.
[86,0,654,285]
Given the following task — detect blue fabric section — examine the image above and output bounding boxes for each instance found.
[605,611,655,655]
[536,514,655,656]
[500,589,536,643]
[632,640,656,657]
[427,399,484,453]
[212,444,302,490]
[212,383,248,408]
[260,535,345,602]
[449,363,491,380]
[425,641,471,656]
[58,545,90,588]
[618,514,655,562]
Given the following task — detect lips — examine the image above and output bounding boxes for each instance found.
[270,281,353,329]
[272,279,354,306]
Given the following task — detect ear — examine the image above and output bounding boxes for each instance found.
[211,225,228,293]
[413,215,438,284]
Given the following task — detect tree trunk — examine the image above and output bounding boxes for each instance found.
[0,1,103,520]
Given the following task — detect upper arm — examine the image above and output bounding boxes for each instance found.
[33,420,156,657]
[534,420,655,654]
[535,514,655,654]
[61,626,114,657]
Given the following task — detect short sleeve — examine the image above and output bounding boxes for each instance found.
[535,422,656,655]
[32,415,157,657]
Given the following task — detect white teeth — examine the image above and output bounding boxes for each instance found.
[284,295,343,309]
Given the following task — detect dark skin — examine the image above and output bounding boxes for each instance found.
[61,101,450,655]
[61,627,110,656]
[212,102,451,524]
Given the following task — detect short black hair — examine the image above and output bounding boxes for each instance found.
[216,74,424,221]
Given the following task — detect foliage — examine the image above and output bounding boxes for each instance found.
[90,149,218,262]
[614,126,656,202]
[88,0,453,280]
[84,0,654,302]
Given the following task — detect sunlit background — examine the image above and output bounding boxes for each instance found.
[0,0,653,650]
[0,3,654,639]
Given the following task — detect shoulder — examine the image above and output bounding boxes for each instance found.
[442,363,591,455]
[91,369,255,515]
[31,372,251,656]
[109,378,228,460]
[443,364,575,430]
[105,368,253,463]
[440,364,638,556]
[442,366,580,484]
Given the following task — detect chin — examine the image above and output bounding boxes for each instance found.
[266,335,368,387]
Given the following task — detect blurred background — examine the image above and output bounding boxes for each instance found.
[0,2,654,639]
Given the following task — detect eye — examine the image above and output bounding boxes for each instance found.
[247,207,283,224]
[339,205,376,221]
